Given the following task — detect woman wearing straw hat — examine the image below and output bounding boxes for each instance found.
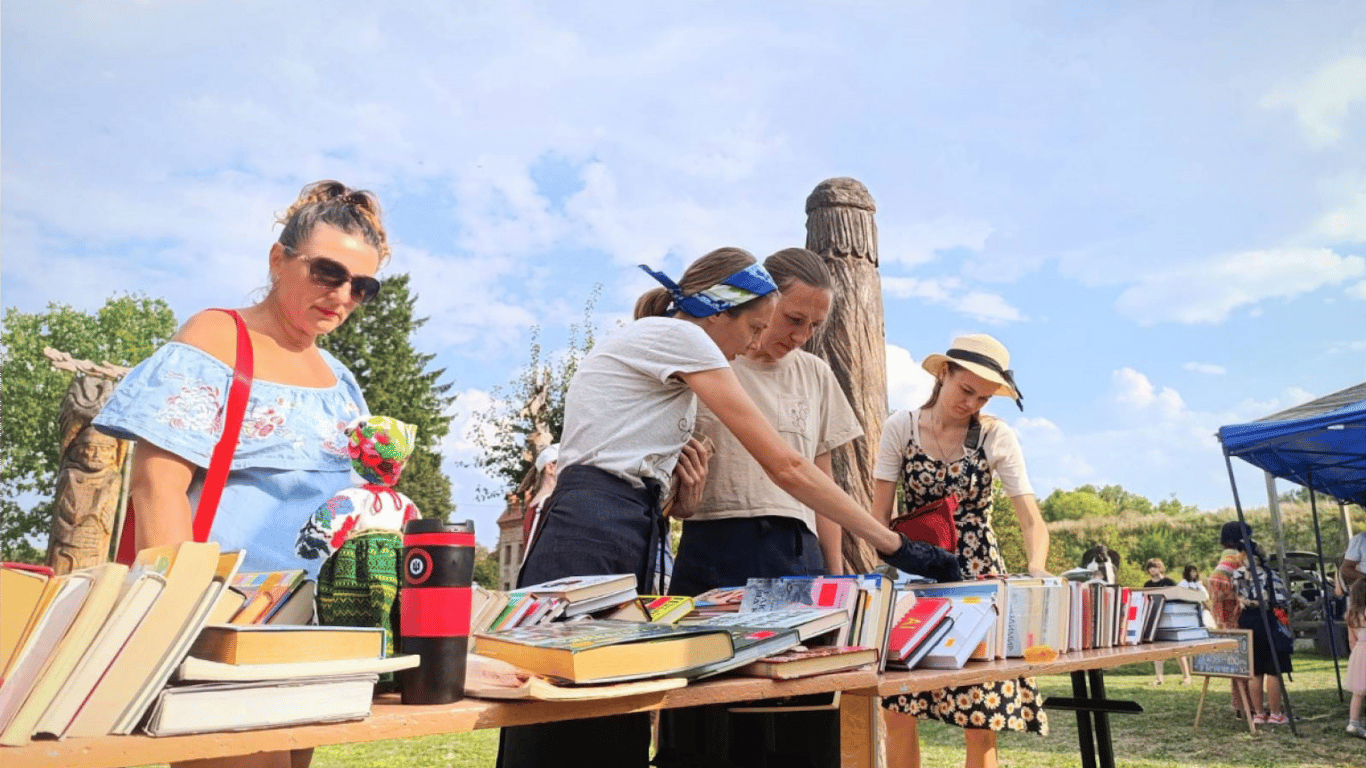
[875,334,1051,768]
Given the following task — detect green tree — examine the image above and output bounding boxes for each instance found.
[472,544,500,589]
[0,295,177,561]
[1039,487,1111,522]
[1096,484,1155,516]
[319,274,456,519]
[468,288,599,499]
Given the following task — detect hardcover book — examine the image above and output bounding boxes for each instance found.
[737,645,878,680]
[191,624,387,666]
[142,674,378,736]
[63,542,223,738]
[520,573,637,603]
[918,600,996,670]
[683,607,848,642]
[680,625,801,679]
[175,653,419,682]
[642,595,696,624]
[473,619,734,684]
[464,653,687,701]
[0,563,128,745]
[886,594,953,665]
[34,567,167,738]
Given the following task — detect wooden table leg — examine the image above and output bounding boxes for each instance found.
[840,691,880,768]
[1194,676,1210,731]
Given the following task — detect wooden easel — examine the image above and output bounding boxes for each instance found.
[1189,629,1255,734]
[1194,675,1257,734]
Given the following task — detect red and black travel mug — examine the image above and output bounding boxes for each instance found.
[399,518,476,705]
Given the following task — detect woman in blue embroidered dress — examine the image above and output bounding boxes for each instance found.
[93,180,389,768]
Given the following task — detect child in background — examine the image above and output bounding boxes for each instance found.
[1345,579,1366,738]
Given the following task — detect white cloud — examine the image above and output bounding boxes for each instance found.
[1262,54,1366,147]
[1111,368,1187,422]
[878,215,994,269]
[885,343,935,411]
[1182,362,1227,375]
[1312,189,1366,243]
[1347,280,1366,301]
[1115,248,1365,325]
[882,277,1025,324]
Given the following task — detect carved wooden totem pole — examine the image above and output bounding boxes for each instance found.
[43,351,131,574]
[804,178,888,574]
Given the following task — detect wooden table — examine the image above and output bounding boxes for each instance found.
[5,639,1232,768]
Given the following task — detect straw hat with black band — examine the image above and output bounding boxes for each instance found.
[921,333,1025,411]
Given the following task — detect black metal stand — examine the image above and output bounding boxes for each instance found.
[1048,670,1143,768]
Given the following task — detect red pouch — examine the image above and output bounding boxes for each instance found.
[889,495,959,552]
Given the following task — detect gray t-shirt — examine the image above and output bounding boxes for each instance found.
[558,316,729,493]
[692,349,863,533]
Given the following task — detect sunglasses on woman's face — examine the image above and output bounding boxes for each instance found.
[283,246,382,304]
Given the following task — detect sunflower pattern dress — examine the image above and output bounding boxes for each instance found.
[881,420,1048,736]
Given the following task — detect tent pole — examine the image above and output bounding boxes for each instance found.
[1265,472,1289,587]
[1305,470,1345,700]
[1226,453,1299,736]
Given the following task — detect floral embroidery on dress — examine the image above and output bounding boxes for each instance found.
[155,372,224,433]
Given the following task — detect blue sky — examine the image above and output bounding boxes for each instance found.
[4,2,1364,548]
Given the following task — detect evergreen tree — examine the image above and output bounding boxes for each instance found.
[319,274,456,519]
[0,295,177,561]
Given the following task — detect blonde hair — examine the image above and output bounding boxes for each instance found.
[634,247,763,319]
[277,180,390,266]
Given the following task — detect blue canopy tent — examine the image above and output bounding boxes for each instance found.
[1217,381,1366,722]
[1218,382,1366,506]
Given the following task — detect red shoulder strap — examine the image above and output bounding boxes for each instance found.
[192,309,254,543]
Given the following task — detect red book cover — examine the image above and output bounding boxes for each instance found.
[887,596,952,660]
[1081,587,1094,650]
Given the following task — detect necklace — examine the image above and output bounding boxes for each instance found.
[927,410,959,462]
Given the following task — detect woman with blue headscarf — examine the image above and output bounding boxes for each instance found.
[499,246,960,768]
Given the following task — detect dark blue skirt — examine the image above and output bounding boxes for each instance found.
[498,465,664,768]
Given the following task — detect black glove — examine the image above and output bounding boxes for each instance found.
[882,533,962,583]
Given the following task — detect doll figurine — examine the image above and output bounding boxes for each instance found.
[298,416,421,657]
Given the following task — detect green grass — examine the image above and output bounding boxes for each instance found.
[146,653,1363,767]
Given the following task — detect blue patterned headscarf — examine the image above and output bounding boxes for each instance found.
[638,263,779,318]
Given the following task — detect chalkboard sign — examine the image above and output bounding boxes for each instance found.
[1189,629,1252,679]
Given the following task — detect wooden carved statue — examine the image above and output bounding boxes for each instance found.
[804,177,887,573]
[44,373,130,574]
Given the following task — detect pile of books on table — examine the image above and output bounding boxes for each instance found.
[0,544,413,744]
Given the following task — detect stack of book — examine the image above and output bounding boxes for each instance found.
[471,574,641,634]
[0,543,243,743]
[884,592,954,670]
[147,624,418,737]
[213,569,315,625]
[1143,589,1209,642]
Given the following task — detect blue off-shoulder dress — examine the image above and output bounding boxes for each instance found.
[93,342,368,578]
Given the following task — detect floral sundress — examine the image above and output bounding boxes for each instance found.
[881,423,1048,735]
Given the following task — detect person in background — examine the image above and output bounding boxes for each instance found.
[1144,558,1191,684]
[1342,530,1366,588]
[499,247,959,768]
[1344,579,1366,739]
[660,247,860,768]
[94,180,389,768]
[520,443,559,551]
[875,334,1050,768]
[1209,523,1253,720]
